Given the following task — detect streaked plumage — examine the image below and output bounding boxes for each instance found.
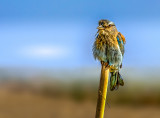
[93,19,126,91]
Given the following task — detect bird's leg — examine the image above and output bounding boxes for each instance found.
[104,62,110,69]
[101,61,110,70]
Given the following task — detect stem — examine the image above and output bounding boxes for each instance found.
[95,64,109,118]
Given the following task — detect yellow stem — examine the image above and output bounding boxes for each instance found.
[95,64,109,118]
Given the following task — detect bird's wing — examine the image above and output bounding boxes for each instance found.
[116,32,126,56]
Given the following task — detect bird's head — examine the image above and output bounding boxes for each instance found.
[97,19,115,31]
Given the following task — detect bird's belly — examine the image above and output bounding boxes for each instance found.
[107,46,122,67]
[96,49,107,62]
[93,43,108,62]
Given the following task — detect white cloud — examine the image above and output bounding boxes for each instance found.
[20,45,70,59]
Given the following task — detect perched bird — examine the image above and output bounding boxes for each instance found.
[93,19,126,91]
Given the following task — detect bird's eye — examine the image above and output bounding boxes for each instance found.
[108,25,111,27]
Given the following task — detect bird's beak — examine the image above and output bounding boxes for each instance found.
[97,25,105,30]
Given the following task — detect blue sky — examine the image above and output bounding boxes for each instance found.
[0,0,160,68]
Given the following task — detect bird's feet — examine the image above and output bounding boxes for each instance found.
[104,62,110,69]
[101,61,110,69]
[104,62,109,67]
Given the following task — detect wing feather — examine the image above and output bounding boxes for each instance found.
[116,32,125,56]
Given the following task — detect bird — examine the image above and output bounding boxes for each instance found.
[93,19,126,91]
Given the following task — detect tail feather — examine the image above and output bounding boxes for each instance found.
[118,72,124,86]
[110,72,124,91]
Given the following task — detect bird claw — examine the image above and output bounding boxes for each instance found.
[101,62,110,69]
[104,63,108,67]
[104,63,110,69]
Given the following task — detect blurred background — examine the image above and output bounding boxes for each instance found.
[0,0,160,118]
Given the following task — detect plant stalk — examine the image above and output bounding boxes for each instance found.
[95,63,109,118]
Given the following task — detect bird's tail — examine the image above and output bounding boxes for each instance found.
[110,71,124,91]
